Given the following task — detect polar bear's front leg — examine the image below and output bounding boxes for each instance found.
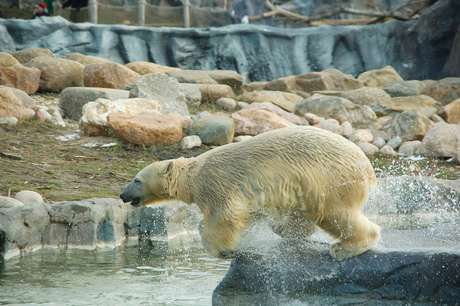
[199,202,250,258]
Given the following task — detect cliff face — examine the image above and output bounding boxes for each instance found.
[0,0,459,83]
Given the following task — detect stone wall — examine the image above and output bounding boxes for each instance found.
[1,0,460,83]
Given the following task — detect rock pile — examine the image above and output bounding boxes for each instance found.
[2,47,460,159]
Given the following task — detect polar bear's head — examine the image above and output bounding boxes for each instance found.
[120,160,174,206]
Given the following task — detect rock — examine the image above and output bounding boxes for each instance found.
[341,121,353,138]
[166,69,217,84]
[377,95,441,114]
[0,196,25,208]
[0,64,41,94]
[0,52,19,67]
[194,84,234,104]
[383,110,435,142]
[318,119,342,135]
[125,61,181,75]
[206,70,244,94]
[14,190,44,205]
[231,109,296,136]
[304,113,321,125]
[234,135,253,142]
[0,87,33,120]
[213,221,460,305]
[357,66,404,87]
[47,105,66,127]
[422,77,460,105]
[34,108,52,123]
[371,137,386,148]
[417,124,460,158]
[294,72,335,92]
[322,87,392,107]
[83,62,141,89]
[62,52,112,66]
[294,94,354,117]
[379,145,397,156]
[439,98,460,124]
[0,116,19,126]
[24,56,84,93]
[188,114,235,146]
[180,135,202,149]
[236,90,303,112]
[349,129,373,145]
[180,84,202,107]
[431,113,445,123]
[327,104,378,130]
[3,86,37,108]
[243,81,267,92]
[243,102,301,125]
[126,72,190,117]
[79,98,161,136]
[9,48,55,64]
[216,97,237,110]
[34,108,46,123]
[237,101,249,109]
[320,68,364,91]
[398,140,422,156]
[108,112,182,146]
[170,112,193,130]
[382,80,427,97]
[386,136,403,150]
[359,142,379,155]
[59,87,130,120]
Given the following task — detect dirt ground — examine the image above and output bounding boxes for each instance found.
[1,93,460,203]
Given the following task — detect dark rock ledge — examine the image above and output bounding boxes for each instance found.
[213,219,460,306]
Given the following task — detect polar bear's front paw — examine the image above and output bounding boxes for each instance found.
[329,242,355,261]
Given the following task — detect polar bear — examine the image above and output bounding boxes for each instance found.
[120,126,379,261]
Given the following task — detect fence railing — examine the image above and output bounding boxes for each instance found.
[53,0,233,28]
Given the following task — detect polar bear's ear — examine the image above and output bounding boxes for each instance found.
[160,161,174,176]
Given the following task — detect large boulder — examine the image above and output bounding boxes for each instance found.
[0,87,34,120]
[0,52,19,67]
[237,90,304,112]
[383,110,435,142]
[166,69,217,84]
[9,48,55,65]
[62,52,112,66]
[107,112,182,146]
[59,87,130,120]
[206,70,244,94]
[213,219,460,305]
[0,64,41,94]
[417,123,460,158]
[188,114,235,146]
[440,98,460,124]
[79,98,161,136]
[323,87,392,107]
[125,61,181,75]
[294,94,354,117]
[357,66,404,87]
[83,62,141,89]
[24,56,84,93]
[230,109,296,136]
[422,77,460,105]
[377,95,442,115]
[327,104,377,130]
[126,72,190,117]
[243,102,301,125]
[382,80,427,97]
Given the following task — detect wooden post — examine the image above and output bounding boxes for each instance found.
[90,0,98,24]
[183,0,190,28]
[138,0,146,27]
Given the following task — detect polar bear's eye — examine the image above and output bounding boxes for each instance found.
[134,178,141,184]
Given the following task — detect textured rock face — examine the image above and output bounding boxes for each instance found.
[1,6,458,83]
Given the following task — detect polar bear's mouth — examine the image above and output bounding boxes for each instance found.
[130,197,141,207]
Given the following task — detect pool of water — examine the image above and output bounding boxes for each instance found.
[0,245,231,305]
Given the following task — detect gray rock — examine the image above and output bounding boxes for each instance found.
[386,136,403,149]
[216,97,237,111]
[383,110,435,142]
[372,136,386,148]
[126,72,190,117]
[319,119,342,135]
[180,135,202,149]
[398,140,422,156]
[294,94,354,117]
[379,145,397,156]
[382,80,427,97]
[59,87,130,120]
[417,123,460,158]
[0,196,24,208]
[188,114,235,145]
[14,190,44,205]
[358,142,379,155]
[213,219,460,305]
[180,83,202,108]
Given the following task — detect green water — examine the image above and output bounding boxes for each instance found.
[0,246,231,305]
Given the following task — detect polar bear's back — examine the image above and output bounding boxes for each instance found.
[189,126,376,218]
